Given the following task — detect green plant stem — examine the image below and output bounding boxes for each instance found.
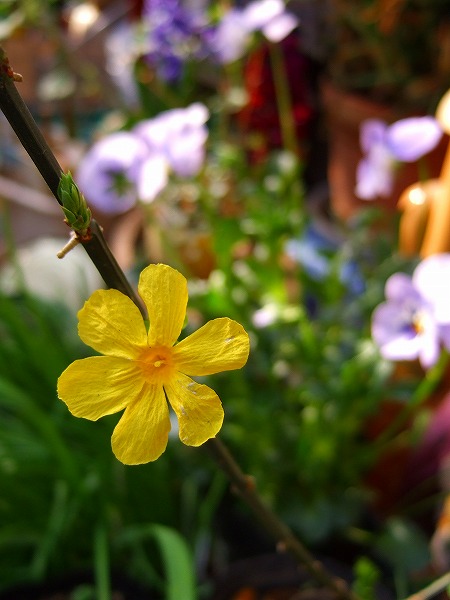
[0,45,144,314]
[402,570,450,600]
[267,41,304,219]
[205,437,359,600]
[94,521,112,600]
[373,350,450,452]
[0,44,359,600]
[268,41,300,158]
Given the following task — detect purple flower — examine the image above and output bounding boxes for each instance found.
[105,22,140,108]
[356,116,443,200]
[210,0,298,64]
[76,132,149,215]
[372,254,450,368]
[76,104,209,214]
[242,0,299,42]
[135,102,209,180]
[142,0,210,82]
[209,8,250,64]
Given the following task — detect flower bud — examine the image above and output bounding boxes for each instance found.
[58,171,92,235]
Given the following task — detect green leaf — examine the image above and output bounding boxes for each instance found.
[151,525,197,600]
[352,556,380,600]
[118,524,197,600]
[374,517,430,574]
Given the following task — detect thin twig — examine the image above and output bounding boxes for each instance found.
[206,437,359,600]
[402,570,450,600]
[0,44,144,314]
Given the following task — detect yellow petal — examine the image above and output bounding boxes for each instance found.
[138,264,188,347]
[111,384,171,464]
[165,372,224,446]
[57,356,143,420]
[78,289,147,358]
[173,318,250,376]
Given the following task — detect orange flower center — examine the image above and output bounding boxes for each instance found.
[412,312,425,335]
[137,345,175,385]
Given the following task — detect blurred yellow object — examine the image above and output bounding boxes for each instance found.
[398,88,450,257]
[421,89,450,256]
[67,2,101,39]
[436,89,450,134]
[398,181,432,256]
[420,179,450,256]
[399,178,450,257]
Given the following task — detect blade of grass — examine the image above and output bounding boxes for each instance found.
[94,521,112,600]
[118,524,197,600]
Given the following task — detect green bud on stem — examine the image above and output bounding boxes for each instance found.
[57,171,92,237]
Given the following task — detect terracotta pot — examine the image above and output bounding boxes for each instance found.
[320,80,448,221]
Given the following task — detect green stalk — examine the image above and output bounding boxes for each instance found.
[94,521,112,600]
[373,350,450,451]
[267,41,300,158]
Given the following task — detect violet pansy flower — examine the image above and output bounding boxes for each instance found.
[142,0,210,82]
[76,131,149,215]
[372,254,450,368]
[76,103,209,214]
[135,102,209,180]
[356,116,442,200]
[211,0,299,64]
[242,0,299,43]
[210,8,250,65]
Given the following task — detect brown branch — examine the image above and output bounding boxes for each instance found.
[0,44,144,314]
[402,571,450,600]
[206,437,360,600]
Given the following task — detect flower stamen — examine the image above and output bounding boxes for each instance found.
[137,346,175,384]
[412,311,425,335]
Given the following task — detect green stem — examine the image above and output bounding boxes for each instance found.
[374,350,450,451]
[94,521,112,600]
[31,480,69,580]
[268,41,300,158]
[0,45,144,314]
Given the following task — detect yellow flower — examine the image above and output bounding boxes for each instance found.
[57,263,250,465]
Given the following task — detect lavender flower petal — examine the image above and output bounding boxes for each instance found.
[413,253,450,324]
[167,126,208,177]
[242,0,285,29]
[76,132,148,214]
[372,302,424,361]
[262,12,298,42]
[210,8,251,63]
[386,116,443,162]
[385,272,420,302]
[135,103,208,178]
[355,145,394,200]
[360,119,388,154]
[137,154,169,203]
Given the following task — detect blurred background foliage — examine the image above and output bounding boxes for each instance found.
[0,0,447,598]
